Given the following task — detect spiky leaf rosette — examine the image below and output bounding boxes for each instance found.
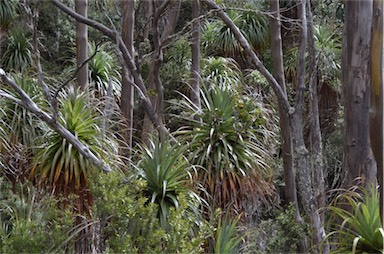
[31,88,118,214]
[174,85,274,217]
[324,185,384,253]
[137,139,193,227]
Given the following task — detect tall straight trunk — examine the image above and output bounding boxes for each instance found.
[307,0,325,220]
[75,0,88,90]
[370,0,384,225]
[269,1,305,251]
[293,0,327,250]
[190,0,201,110]
[343,0,376,187]
[120,0,135,160]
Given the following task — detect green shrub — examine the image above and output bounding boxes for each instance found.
[91,171,208,253]
[0,178,74,253]
[324,185,384,253]
[240,204,307,253]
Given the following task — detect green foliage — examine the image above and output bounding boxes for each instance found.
[0,178,74,253]
[31,88,119,213]
[88,41,121,97]
[2,30,32,72]
[314,23,342,90]
[0,74,47,181]
[137,139,193,227]
[0,0,18,33]
[0,73,46,148]
[91,171,207,253]
[161,38,191,95]
[174,84,274,216]
[324,186,384,253]
[240,204,307,253]
[284,22,341,89]
[214,216,242,254]
[201,57,242,92]
[202,9,269,61]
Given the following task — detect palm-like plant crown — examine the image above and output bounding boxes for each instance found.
[202,8,269,66]
[325,186,384,253]
[175,84,274,216]
[137,139,191,227]
[30,89,117,214]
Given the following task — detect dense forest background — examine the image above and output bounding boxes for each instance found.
[0,0,383,253]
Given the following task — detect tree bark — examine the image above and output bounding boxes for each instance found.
[120,0,135,159]
[307,0,325,222]
[190,0,201,110]
[269,1,306,251]
[75,0,88,90]
[142,0,180,145]
[343,0,376,188]
[370,0,384,225]
[292,0,327,250]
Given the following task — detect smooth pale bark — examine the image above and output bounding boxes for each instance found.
[370,0,384,225]
[292,0,327,250]
[0,69,111,173]
[120,0,135,159]
[75,0,88,90]
[269,0,295,208]
[190,0,201,110]
[343,0,376,187]
[51,0,169,139]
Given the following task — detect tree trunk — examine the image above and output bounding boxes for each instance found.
[343,0,376,188]
[190,0,201,110]
[269,0,306,251]
[293,0,327,250]
[307,0,325,222]
[75,0,88,91]
[370,0,384,225]
[120,0,135,159]
[141,0,180,145]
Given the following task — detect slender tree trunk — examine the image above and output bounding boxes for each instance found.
[142,0,163,146]
[120,0,135,159]
[190,0,201,110]
[75,0,88,90]
[142,0,180,145]
[269,0,306,251]
[343,0,376,188]
[370,0,384,225]
[293,0,327,250]
[307,0,325,222]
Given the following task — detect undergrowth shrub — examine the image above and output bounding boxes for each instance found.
[0,178,74,253]
[91,171,208,253]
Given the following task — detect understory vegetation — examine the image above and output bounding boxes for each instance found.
[0,0,382,253]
